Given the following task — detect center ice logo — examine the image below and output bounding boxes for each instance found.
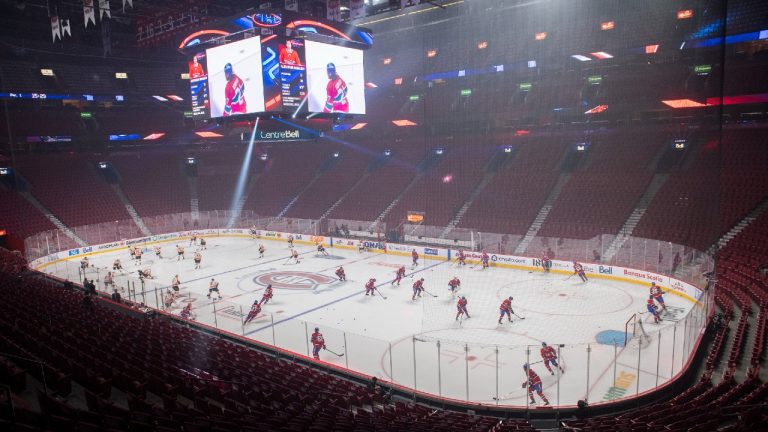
[254,271,336,290]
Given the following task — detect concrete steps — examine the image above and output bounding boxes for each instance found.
[514,173,571,254]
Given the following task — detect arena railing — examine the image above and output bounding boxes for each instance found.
[22,212,715,410]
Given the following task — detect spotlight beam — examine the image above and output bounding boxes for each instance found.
[227,117,259,228]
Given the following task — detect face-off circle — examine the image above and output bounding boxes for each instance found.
[253,271,337,290]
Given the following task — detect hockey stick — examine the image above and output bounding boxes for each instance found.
[564,273,574,281]
[374,288,387,300]
[512,311,526,320]
[422,289,438,298]
[323,347,345,357]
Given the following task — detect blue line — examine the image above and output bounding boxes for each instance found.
[245,259,448,335]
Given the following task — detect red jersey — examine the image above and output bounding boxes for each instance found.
[449,277,461,288]
[396,266,406,277]
[412,250,419,259]
[413,280,424,290]
[500,299,512,311]
[573,263,584,273]
[189,62,205,79]
[481,252,489,262]
[262,287,273,299]
[457,298,468,309]
[365,279,375,290]
[250,302,262,315]
[541,346,557,360]
[336,267,345,277]
[647,298,657,310]
[324,76,349,113]
[526,369,542,387]
[311,332,325,348]
[458,251,466,260]
[279,48,301,66]
[224,74,247,116]
[651,286,662,298]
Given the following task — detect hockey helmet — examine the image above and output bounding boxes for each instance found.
[522,363,529,370]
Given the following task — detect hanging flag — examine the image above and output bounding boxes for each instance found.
[285,0,298,12]
[62,19,72,37]
[122,0,133,13]
[326,0,340,21]
[83,0,96,27]
[349,0,365,19]
[99,0,111,19]
[51,16,62,42]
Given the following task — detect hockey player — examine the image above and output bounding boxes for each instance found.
[287,235,294,248]
[113,259,123,272]
[540,342,564,375]
[134,247,143,265]
[194,251,202,269]
[392,265,406,286]
[541,253,551,273]
[138,268,154,279]
[456,296,470,320]
[154,246,162,258]
[650,282,666,311]
[190,234,197,246]
[250,225,259,239]
[80,256,90,270]
[335,266,346,281]
[323,63,349,113]
[180,303,194,320]
[290,248,300,264]
[176,245,185,261]
[647,295,662,323]
[260,284,273,305]
[200,238,207,250]
[448,276,461,297]
[573,261,588,282]
[171,275,181,295]
[499,296,514,324]
[523,364,550,405]
[258,244,266,258]
[357,240,366,253]
[411,249,419,268]
[481,251,490,269]
[456,249,466,266]
[311,327,326,360]
[412,278,425,300]
[104,271,114,289]
[128,246,136,261]
[207,278,221,300]
[244,299,262,324]
[365,278,377,296]
[317,243,329,256]
[163,290,175,310]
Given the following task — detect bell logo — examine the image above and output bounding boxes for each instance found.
[599,266,612,274]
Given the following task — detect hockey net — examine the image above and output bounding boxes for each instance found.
[625,313,652,349]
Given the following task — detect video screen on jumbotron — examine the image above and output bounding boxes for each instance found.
[205,37,265,118]
[305,40,366,114]
[188,52,209,117]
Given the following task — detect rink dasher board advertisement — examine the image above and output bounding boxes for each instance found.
[30,231,702,303]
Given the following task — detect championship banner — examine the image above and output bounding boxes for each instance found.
[83,0,96,27]
[122,0,133,13]
[285,0,298,11]
[62,19,72,37]
[349,0,365,19]
[326,0,341,22]
[51,16,61,42]
[99,0,111,19]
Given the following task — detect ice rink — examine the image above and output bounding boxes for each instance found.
[41,235,703,408]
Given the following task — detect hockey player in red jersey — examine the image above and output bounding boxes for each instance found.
[573,261,588,282]
[392,265,406,285]
[412,278,425,300]
[223,63,246,116]
[260,284,273,305]
[456,249,466,266]
[244,299,262,324]
[650,282,666,310]
[311,327,326,360]
[523,364,550,405]
[540,342,564,375]
[541,252,552,273]
[323,63,349,113]
[481,251,490,269]
[335,266,346,281]
[365,278,377,296]
[499,296,514,324]
[279,40,301,66]
[189,54,205,79]
[647,296,662,323]
[456,296,470,320]
[448,276,461,297]
[411,249,419,268]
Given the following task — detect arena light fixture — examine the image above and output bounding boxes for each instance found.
[601,21,615,30]
[260,153,268,161]
[645,44,659,54]
[153,95,168,101]
[40,68,54,76]
[115,72,128,79]
[383,57,392,64]
[195,131,224,138]
[98,162,109,169]
[435,148,444,155]
[365,82,378,88]
[426,49,438,58]
[186,157,196,165]
[394,77,403,85]
[350,123,367,130]
[677,9,693,19]
[535,32,547,41]
[571,54,592,62]
[591,51,613,59]
[333,152,340,158]
[383,149,392,156]
[661,99,707,108]
[392,120,417,126]
[477,41,488,49]
[503,147,512,153]
[166,95,184,101]
[442,174,453,183]
[527,60,537,68]
[584,104,608,114]
[143,133,166,140]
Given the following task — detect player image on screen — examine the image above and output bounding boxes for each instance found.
[279,40,302,66]
[189,54,206,79]
[206,37,265,118]
[305,40,365,114]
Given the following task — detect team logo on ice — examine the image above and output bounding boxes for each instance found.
[253,271,336,290]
